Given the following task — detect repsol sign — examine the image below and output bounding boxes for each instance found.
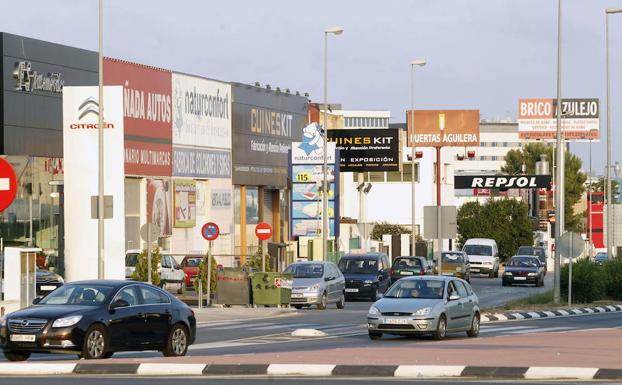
[455,175,551,190]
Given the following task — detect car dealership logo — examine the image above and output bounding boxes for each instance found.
[13,61,64,94]
[69,96,115,129]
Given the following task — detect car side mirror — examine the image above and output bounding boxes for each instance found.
[449,293,460,301]
[324,276,334,282]
[110,299,130,309]
[32,297,42,305]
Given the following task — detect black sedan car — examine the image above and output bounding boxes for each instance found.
[0,280,196,361]
[502,256,545,287]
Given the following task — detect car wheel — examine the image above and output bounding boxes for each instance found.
[177,280,186,295]
[494,269,499,278]
[336,292,345,309]
[82,324,108,360]
[317,292,327,310]
[293,305,303,310]
[162,323,189,357]
[488,270,494,278]
[368,332,382,340]
[467,313,480,337]
[3,351,30,361]
[433,315,447,340]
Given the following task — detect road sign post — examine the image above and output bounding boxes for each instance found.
[140,223,160,285]
[559,231,583,306]
[201,222,220,307]
[255,223,273,272]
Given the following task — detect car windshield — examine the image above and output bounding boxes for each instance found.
[518,247,546,261]
[39,284,114,306]
[384,279,445,299]
[463,245,493,256]
[442,253,464,263]
[392,258,422,271]
[508,257,539,268]
[339,259,378,274]
[183,257,203,267]
[125,253,139,267]
[284,264,324,278]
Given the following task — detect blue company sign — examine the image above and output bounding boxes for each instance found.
[173,147,231,179]
[202,222,220,241]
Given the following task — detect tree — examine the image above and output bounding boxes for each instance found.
[371,222,413,241]
[131,247,162,286]
[457,199,533,262]
[502,143,586,231]
[590,177,620,202]
[194,254,218,295]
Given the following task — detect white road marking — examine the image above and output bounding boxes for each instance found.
[252,323,315,330]
[507,326,575,334]
[524,367,598,380]
[527,312,541,318]
[395,365,466,378]
[479,326,535,333]
[267,364,335,376]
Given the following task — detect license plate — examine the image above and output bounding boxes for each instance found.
[10,334,36,342]
[399,271,414,276]
[471,269,480,273]
[291,293,303,298]
[384,318,409,325]
[345,288,359,293]
[442,272,454,276]
[41,285,57,291]
[514,277,527,281]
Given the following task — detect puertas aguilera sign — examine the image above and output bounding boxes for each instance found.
[407,110,480,147]
[518,98,599,140]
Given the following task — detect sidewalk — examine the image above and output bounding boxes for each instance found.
[193,306,297,324]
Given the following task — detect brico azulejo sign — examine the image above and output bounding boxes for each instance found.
[454,175,552,191]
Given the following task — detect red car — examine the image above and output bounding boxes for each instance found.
[180,255,205,288]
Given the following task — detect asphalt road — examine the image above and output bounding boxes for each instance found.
[0,378,616,385]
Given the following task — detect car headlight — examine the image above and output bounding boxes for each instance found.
[305,283,321,292]
[413,307,432,316]
[455,266,462,272]
[52,315,82,328]
[528,272,537,276]
[364,280,374,285]
[504,272,512,276]
[368,306,380,315]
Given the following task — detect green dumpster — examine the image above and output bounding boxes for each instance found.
[215,267,252,306]
[250,272,294,306]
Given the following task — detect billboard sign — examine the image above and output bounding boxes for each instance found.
[173,179,196,228]
[518,98,600,140]
[104,58,172,176]
[327,128,399,171]
[146,179,172,236]
[455,175,552,190]
[407,110,480,147]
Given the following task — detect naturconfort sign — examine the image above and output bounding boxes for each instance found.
[518,98,600,141]
[62,86,125,281]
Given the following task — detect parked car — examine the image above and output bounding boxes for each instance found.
[338,253,391,301]
[36,267,64,296]
[0,280,196,361]
[285,261,345,310]
[517,246,548,275]
[390,256,429,284]
[594,252,609,265]
[462,238,500,278]
[125,250,185,294]
[367,276,480,340]
[180,255,204,288]
[436,251,471,282]
[502,256,545,287]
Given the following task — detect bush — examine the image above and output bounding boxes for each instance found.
[603,259,622,300]
[131,247,162,286]
[194,255,218,295]
[560,259,608,303]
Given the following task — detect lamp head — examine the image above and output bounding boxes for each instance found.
[325,27,344,35]
[411,59,427,67]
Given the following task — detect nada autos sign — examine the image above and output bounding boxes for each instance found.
[454,175,552,190]
[407,110,480,147]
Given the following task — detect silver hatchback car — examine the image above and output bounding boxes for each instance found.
[285,261,346,310]
[367,276,480,340]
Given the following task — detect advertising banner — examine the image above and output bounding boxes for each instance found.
[173,179,196,228]
[327,128,399,171]
[172,146,231,178]
[518,98,600,140]
[231,83,307,187]
[104,58,172,176]
[407,110,480,147]
[454,175,552,190]
[62,86,125,281]
[172,73,232,149]
[146,179,172,236]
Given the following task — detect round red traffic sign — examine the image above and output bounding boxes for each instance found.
[255,222,273,241]
[201,222,220,241]
[0,158,17,212]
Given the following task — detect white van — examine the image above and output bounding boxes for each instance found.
[125,249,185,293]
[462,238,500,278]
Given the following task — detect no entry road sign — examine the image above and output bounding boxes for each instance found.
[255,222,273,241]
[0,158,17,212]
[201,222,220,241]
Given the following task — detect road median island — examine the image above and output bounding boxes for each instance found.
[194,306,298,325]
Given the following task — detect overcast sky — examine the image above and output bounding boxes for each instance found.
[2,0,622,173]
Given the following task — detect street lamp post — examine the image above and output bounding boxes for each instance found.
[323,27,343,261]
[98,0,105,279]
[554,0,563,304]
[410,59,426,256]
[606,8,622,260]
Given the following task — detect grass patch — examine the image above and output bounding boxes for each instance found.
[483,290,621,314]
[502,291,554,310]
